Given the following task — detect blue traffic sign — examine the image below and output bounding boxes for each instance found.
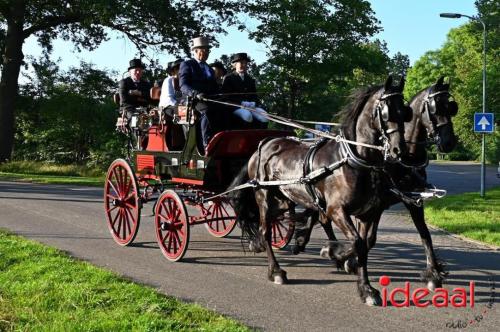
[474,113,494,133]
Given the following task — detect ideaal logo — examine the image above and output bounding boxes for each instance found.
[378,274,496,329]
[378,276,474,308]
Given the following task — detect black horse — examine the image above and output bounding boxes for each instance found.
[230,76,411,305]
[299,76,458,291]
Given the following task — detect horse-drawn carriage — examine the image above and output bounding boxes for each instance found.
[104,74,459,304]
[104,90,295,261]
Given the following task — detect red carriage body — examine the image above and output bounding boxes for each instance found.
[104,93,295,261]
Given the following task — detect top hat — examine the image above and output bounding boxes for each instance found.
[191,36,210,50]
[167,58,183,74]
[231,53,251,63]
[128,58,146,70]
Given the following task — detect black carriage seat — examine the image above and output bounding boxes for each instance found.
[204,129,292,158]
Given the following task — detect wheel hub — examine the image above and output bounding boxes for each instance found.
[112,198,124,207]
[160,221,169,231]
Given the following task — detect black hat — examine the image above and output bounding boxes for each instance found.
[167,58,183,74]
[128,58,146,70]
[209,61,227,75]
[231,53,251,63]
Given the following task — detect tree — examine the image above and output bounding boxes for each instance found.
[388,52,410,77]
[242,0,383,120]
[14,57,120,164]
[405,13,499,162]
[0,0,238,162]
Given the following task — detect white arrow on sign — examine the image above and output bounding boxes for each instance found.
[478,116,490,130]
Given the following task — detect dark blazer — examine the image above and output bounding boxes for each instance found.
[118,77,151,109]
[179,59,219,97]
[221,72,258,106]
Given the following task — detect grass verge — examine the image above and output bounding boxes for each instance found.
[0,230,249,331]
[0,161,104,177]
[0,172,103,187]
[425,187,500,247]
[0,161,104,186]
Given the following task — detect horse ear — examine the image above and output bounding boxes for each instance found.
[436,76,444,87]
[384,75,393,91]
[398,76,406,91]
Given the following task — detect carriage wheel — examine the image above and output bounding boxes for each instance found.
[271,213,295,249]
[204,198,237,238]
[155,190,190,262]
[104,159,141,246]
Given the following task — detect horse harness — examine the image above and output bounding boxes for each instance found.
[203,91,442,207]
[300,132,395,215]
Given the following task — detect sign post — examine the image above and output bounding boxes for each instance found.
[474,112,495,197]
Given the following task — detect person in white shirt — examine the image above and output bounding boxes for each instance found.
[159,59,183,109]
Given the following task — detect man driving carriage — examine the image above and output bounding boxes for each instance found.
[119,59,152,119]
[179,36,222,150]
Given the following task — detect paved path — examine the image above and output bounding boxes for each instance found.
[0,162,498,331]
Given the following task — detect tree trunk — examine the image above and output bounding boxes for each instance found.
[0,1,26,162]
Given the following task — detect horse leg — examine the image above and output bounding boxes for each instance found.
[293,209,339,255]
[325,209,382,274]
[247,189,268,253]
[329,207,381,306]
[291,209,315,254]
[256,188,288,284]
[405,203,447,290]
[359,208,383,251]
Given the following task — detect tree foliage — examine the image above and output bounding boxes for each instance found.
[242,0,391,121]
[405,2,499,162]
[15,58,123,166]
[0,0,238,162]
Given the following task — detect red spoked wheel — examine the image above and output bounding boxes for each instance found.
[271,213,295,249]
[104,159,141,246]
[204,198,237,238]
[155,190,190,262]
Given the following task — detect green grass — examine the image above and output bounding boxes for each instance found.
[0,230,250,332]
[0,161,104,177]
[425,187,500,247]
[0,172,104,186]
[0,161,104,186]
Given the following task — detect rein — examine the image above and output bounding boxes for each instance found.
[201,91,417,205]
[199,96,388,153]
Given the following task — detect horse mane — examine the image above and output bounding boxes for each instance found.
[339,85,382,139]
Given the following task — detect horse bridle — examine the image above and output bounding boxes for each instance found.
[374,91,405,160]
[422,89,454,145]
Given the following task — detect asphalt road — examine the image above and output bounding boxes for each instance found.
[0,162,499,331]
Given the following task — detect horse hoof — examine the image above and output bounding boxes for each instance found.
[271,270,288,285]
[320,246,332,259]
[344,257,358,274]
[274,276,285,284]
[364,295,382,306]
[249,241,263,253]
[427,280,438,292]
[291,245,301,255]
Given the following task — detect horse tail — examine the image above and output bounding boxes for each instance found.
[227,162,260,242]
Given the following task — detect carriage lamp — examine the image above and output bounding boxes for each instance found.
[440,12,488,197]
